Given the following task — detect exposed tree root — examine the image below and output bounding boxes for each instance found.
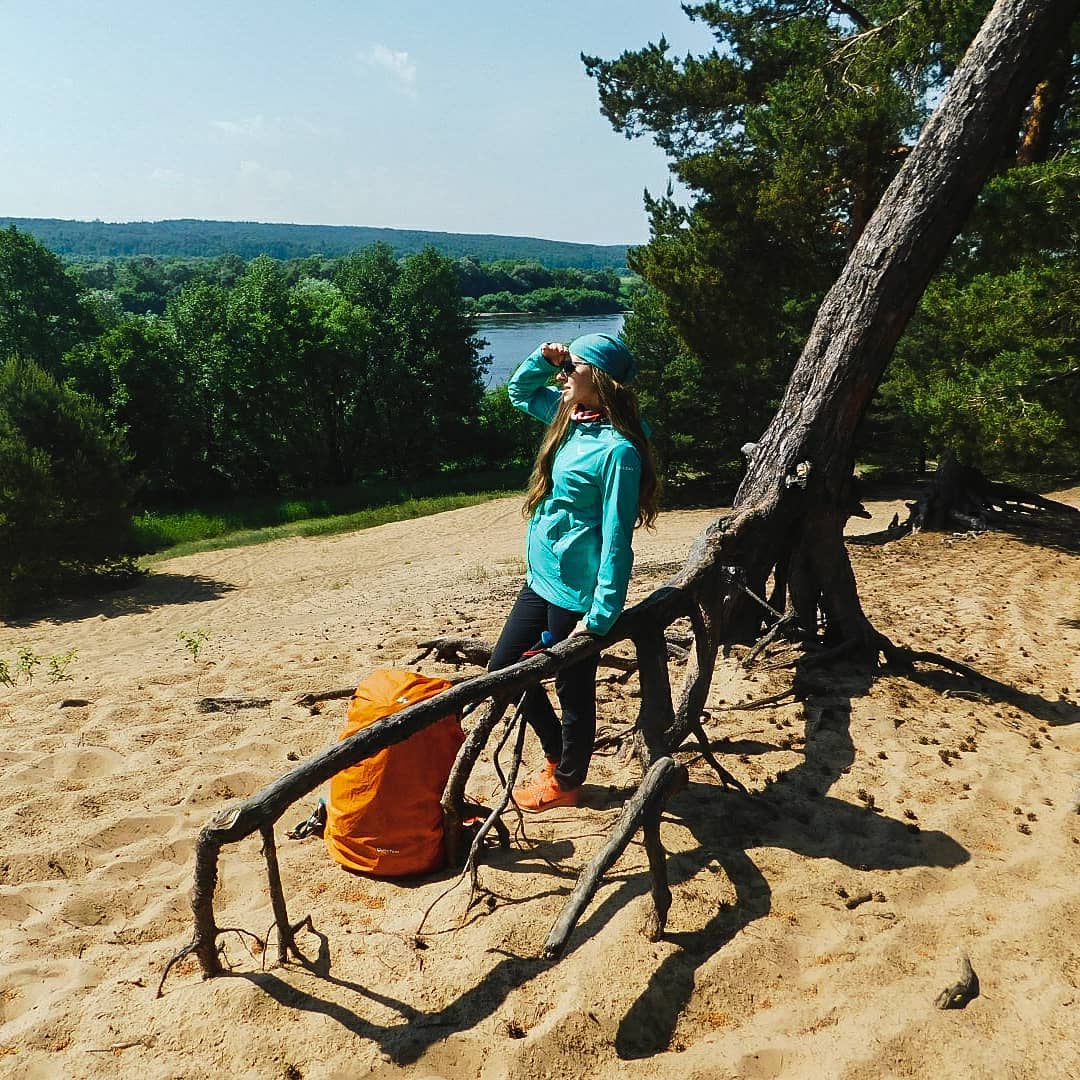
[904,450,1080,534]
[411,633,690,672]
[743,612,801,667]
[642,805,672,942]
[442,698,510,867]
[543,757,688,959]
[410,637,494,667]
[157,925,264,997]
[293,687,356,709]
[686,720,749,793]
[715,687,798,712]
[885,648,983,681]
[796,638,866,668]
[261,825,300,965]
[418,708,529,937]
[725,571,786,624]
[197,697,272,714]
[592,721,638,754]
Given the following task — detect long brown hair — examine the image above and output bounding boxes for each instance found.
[523,365,659,529]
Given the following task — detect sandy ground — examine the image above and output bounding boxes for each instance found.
[1,488,1078,1080]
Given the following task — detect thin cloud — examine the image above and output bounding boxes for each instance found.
[238,159,292,187]
[211,115,277,140]
[212,115,335,141]
[295,118,343,139]
[361,44,417,94]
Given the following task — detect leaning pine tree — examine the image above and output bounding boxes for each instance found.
[161,0,1078,989]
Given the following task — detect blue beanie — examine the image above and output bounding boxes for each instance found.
[568,333,638,384]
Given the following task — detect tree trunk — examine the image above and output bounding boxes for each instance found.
[723,0,1077,653]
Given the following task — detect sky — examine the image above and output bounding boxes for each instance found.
[0,1,718,246]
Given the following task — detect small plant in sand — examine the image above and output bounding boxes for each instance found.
[178,629,210,663]
[47,649,78,683]
[0,648,79,688]
[16,647,42,684]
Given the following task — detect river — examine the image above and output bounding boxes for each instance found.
[475,312,625,386]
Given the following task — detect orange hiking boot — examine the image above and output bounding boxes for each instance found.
[511,760,557,812]
[513,769,580,814]
[514,759,556,797]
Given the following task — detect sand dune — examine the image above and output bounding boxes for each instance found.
[1,491,1077,1079]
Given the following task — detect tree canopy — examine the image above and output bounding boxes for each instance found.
[585,1,1079,477]
[880,151,1080,472]
[0,226,97,373]
[0,358,134,608]
[0,229,492,601]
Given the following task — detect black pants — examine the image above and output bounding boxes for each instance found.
[488,584,599,789]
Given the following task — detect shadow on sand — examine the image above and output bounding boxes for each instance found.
[185,656,1004,1067]
[3,571,235,628]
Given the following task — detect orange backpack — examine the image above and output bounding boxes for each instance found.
[324,669,464,877]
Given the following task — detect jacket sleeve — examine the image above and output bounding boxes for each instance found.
[585,442,641,635]
[507,347,560,424]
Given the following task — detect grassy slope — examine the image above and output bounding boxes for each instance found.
[138,489,519,563]
[133,468,528,563]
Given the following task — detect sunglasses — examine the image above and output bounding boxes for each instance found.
[557,358,588,376]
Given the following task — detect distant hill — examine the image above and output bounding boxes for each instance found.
[0,217,630,269]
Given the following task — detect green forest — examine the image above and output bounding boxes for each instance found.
[63,251,632,319]
[0,217,629,268]
[2,0,1077,611]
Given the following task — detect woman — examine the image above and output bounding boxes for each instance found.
[488,333,659,813]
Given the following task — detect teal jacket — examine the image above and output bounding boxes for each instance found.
[508,348,642,636]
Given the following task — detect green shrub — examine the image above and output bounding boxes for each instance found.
[478,384,539,467]
[0,358,136,609]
